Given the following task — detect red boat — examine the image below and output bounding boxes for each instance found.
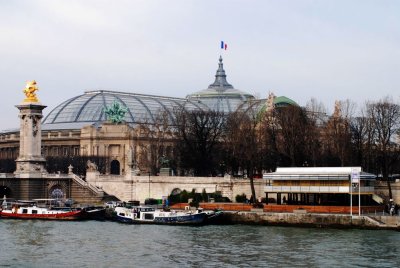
[0,200,85,220]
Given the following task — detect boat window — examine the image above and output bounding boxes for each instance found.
[119,213,125,216]
[32,210,38,214]
[144,213,154,220]
[22,209,28,214]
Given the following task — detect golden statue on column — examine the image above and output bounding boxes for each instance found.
[23,80,40,103]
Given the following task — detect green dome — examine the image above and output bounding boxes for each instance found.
[273,96,298,107]
[255,95,298,122]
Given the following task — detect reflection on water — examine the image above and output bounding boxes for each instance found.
[1,220,400,267]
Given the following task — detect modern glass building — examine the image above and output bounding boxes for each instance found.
[263,167,377,206]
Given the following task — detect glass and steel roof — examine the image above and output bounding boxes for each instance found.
[42,57,256,129]
[42,90,209,127]
[186,56,254,113]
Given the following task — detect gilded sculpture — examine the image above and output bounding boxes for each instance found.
[23,80,40,103]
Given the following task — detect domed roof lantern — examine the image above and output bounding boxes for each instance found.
[208,56,233,91]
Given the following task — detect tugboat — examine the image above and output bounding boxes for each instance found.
[114,206,207,225]
[0,199,85,220]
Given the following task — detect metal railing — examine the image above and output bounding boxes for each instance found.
[70,174,104,196]
[265,185,375,193]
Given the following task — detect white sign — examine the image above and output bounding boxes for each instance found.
[351,168,360,183]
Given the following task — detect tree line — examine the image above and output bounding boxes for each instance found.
[163,96,400,201]
[1,95,399,200]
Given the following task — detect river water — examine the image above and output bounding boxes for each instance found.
[0,220,399,267]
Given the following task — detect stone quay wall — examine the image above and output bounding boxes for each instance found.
[375,181,400,204]
[86,171,265,203]
[0,172,104,204]
[225,211,400,230]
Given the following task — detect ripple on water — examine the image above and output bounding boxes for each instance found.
[1,221,400,267]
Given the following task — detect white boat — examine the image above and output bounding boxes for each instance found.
[0,199,85,220]
[114,206,207,225]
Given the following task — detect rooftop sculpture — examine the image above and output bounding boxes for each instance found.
[23,80,40,103]
[104,100,128,124]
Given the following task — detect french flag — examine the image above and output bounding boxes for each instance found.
[220,41,227,50]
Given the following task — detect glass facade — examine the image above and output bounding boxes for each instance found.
[43,90,210,126]
[42,57,258,128]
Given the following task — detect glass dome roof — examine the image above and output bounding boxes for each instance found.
[41,57,257,130]
[42,90,209,128]
[186,56,254,113]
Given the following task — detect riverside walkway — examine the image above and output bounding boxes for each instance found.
[171,203,399,230]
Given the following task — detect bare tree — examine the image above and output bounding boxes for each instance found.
[225,104,262,203]
[367,97,400,200]
[323,100,355,166]
[136,109,174,175]
[273,105,310,167]
[173,108,227,176]
[306,98,327,166]
[350,115,369,166]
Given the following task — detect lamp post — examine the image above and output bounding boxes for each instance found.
[358,177,361,216]
[148,171,151,199]
[349,175,352,217]
[350,168,361,217]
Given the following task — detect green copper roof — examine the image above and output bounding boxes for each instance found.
[255,96,298,121]
[274,96,298,107]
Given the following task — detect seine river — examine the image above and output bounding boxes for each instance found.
[1,220,399,267]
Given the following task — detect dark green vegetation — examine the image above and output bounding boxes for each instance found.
[168,188,229,207]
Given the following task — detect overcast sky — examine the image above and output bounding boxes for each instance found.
[1,0,399,130]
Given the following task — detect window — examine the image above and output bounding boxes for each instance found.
[144,213,154,220]
[73,147,80,156]
[32,210,38,214]
[22,209,28,214]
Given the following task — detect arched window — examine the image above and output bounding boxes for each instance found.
[110,160,120,175]
[50,186,64,199]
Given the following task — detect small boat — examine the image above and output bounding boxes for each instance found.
[81,206,106,220]
[199,208,224,224]
[0,199,85,220]
[114,206,207,225]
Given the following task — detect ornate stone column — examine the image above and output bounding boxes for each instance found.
[14,81,47,178]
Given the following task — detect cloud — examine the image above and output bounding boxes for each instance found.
[0,0,399,129]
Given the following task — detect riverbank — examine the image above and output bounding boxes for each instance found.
[221,210,400,230]
[170,203,399,230]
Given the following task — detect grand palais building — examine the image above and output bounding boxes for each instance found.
[0,57,296,176]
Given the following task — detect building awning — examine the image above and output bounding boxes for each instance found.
[263,167,376,181]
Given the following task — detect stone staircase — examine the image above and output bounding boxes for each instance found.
[362,215,400,229]
[69,174,105,204]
